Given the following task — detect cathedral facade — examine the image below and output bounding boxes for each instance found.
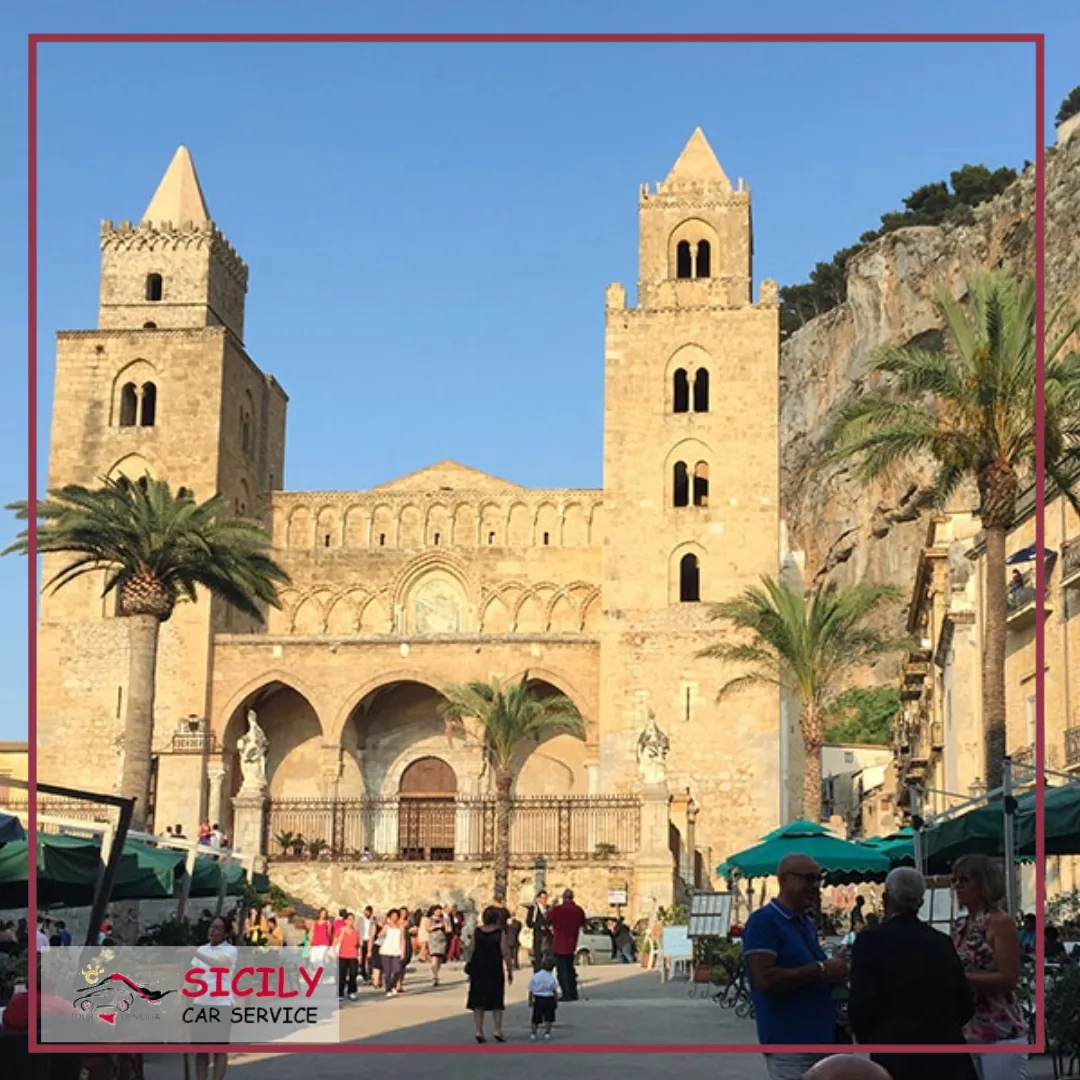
[37,130,785,906]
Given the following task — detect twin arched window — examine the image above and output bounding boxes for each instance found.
[119,382,157,427]
[673,461,709,508]
[673,365,708,410]
[675,240,711,280]
[673,368,709,413]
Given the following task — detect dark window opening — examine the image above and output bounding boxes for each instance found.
[673,462,689,508]
[676,241,692,279]
[433,532,441,546]
[673,368,690,413]
[136,476,149,493]
[488,531,496,545]
[693,368,710,413]
[542,531,550,546]
[695,240,712,279]
[146,274,163,302]
[239,502,247,517]
[379,533,386,547]
[143,322,157,329]
[693,462,709,507]
[140,382,157,427]
[242,415,251,455]
[679,553,701,602]
[323,534,331,547]
[119,382,138,427]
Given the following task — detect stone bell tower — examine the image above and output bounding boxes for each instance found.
[37,146,287,832]
[598,128,783,880]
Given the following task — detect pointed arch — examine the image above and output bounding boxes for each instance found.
[111,358,158,428]
[669,542,706,604]
[668,219,721,281]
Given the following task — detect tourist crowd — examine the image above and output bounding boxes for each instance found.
[743,853,1041,1080]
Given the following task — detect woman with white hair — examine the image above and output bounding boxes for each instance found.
[951,854,1027,1080]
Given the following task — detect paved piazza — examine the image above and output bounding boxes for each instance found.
[144,962,772,1079]
[141,962,1057,1080]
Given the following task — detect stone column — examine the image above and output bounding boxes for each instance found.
[206,762,226,830]
[633,780,675,919]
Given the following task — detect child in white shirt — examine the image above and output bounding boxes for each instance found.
[527,957,559,1040]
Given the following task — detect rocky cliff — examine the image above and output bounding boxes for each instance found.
[779,126,1080,622]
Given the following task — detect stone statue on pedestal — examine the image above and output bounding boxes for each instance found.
[237,709,269,793]
[636,709,670,786]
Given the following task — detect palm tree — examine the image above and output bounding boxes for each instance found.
[439,672,584,898]
[6,474,290,830]
[825,271,1080,791]
[698,575,903,821]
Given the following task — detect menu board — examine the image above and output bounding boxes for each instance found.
[688,891,733,939]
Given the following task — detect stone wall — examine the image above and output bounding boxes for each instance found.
[264,858,638,920]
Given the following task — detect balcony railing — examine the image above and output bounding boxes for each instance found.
[1066,728,1080,768]
[265,795,642,863]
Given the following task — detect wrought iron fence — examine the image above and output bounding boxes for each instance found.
[1,797,118,834]
[265,794,641,863]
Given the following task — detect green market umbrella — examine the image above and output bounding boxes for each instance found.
[717,819,891,881]
[0,832,141,907]
[111,839,188,900]
[923,784,1080,870]
[859,828,916,867]
[0,811,25,843]
[188,854,247,897]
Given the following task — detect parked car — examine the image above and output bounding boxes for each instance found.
[574,916,616,965]
[520,914,616,965]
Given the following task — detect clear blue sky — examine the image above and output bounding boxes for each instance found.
[0,0,1076,741]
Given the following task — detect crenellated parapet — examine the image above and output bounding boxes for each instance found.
[101,219,249,289]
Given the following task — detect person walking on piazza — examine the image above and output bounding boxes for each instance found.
[848,867,977,1080]
[526,888,553,971]
[742,853,848,1080]
[545,888,587,1002]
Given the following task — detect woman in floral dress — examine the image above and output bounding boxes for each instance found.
[951,854,1028,1080]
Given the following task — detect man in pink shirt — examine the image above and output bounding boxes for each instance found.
[545,888,586,1001]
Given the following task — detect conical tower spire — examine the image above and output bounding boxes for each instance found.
[141,146,210,226]
[662,128,732,192]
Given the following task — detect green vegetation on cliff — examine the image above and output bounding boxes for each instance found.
[779,163,1018,338]
[823,686,901,745]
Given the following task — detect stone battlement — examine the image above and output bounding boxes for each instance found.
[100,219,249,287]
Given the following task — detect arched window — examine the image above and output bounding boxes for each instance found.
[695,240,711,279]
[145,274,163,302]
[139,382,157,427]
[542,531,550,546]
[433,532,441,546]
[679,554,700,602]
[488,531,496,546]
[119,383,138,427]
[241,413,251,455]
[676,241,693,279]
[238,480,249,518]
[379,533,386,546]
[673,369,690,413]
[693,462,709,507]
[143,322,157,329]
[673,462,689,508]
[693,368,710,413]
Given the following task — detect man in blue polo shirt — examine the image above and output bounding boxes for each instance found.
[742,852,848,1080]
